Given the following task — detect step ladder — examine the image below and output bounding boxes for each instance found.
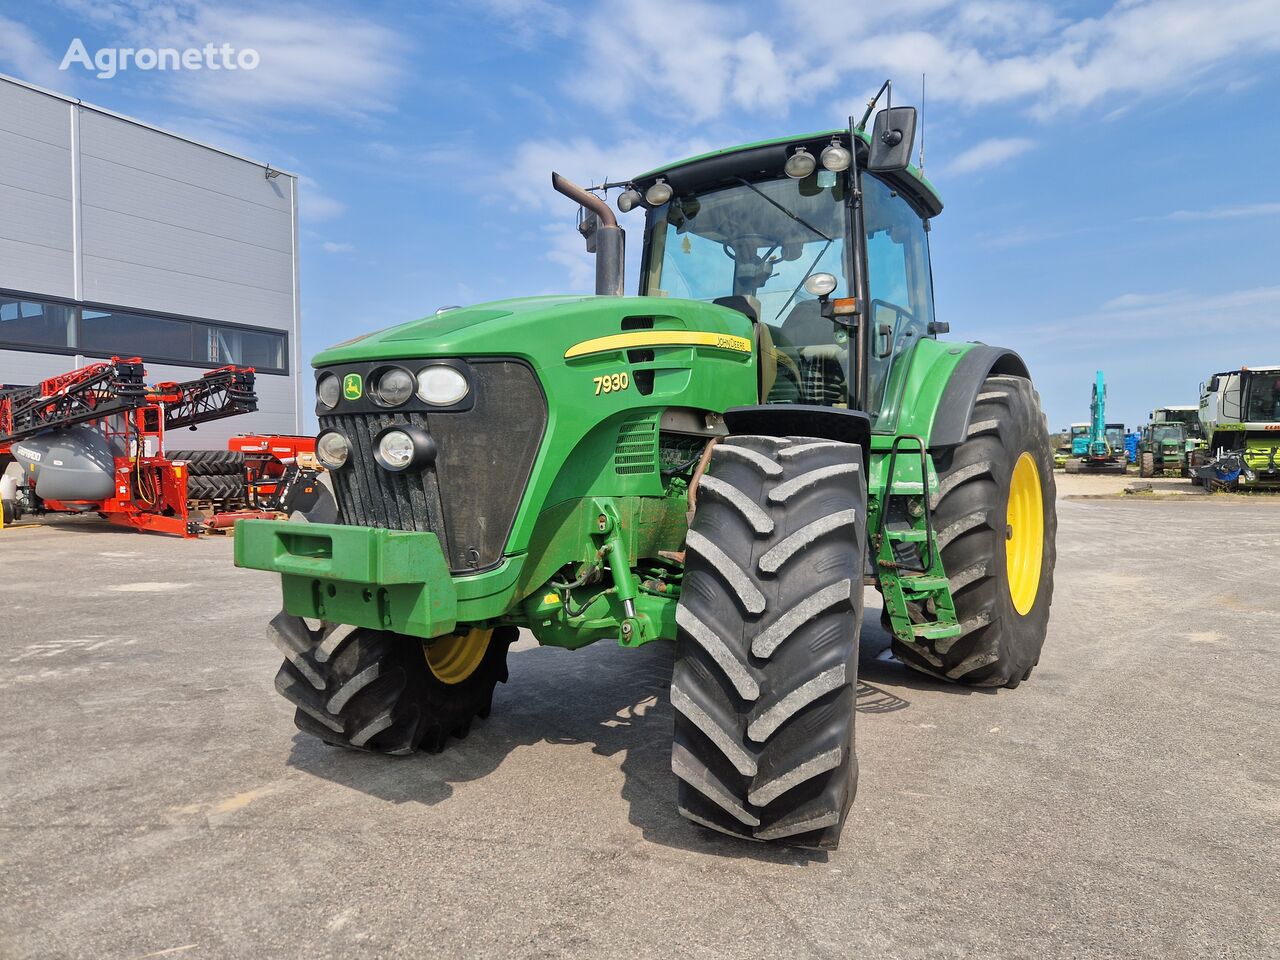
[873,435,960,646]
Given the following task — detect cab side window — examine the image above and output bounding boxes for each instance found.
[862,175,936,419]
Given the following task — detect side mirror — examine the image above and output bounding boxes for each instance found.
[867,106,917,173]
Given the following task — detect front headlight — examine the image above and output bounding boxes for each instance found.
[316,430,350,468]
[370,367,415,407]
[373,425,436,473]
[316,373,340,410]
[416,365,469,406]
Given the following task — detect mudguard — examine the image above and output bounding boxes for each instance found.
[724,404,871,464]
[928,345,1030,448]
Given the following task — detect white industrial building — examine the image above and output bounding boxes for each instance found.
[0,73,302,447]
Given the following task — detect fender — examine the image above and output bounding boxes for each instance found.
[928,345,1030,449]
[723,404,871,465]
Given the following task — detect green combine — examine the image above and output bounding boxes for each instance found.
[236,97,1058,848]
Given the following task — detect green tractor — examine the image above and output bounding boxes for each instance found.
[236,97,1058,848]
[1138,421,1188,477]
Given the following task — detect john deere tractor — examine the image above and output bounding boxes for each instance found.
[236,97,1058,848]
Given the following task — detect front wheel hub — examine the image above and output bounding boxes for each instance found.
[424,627,492,684]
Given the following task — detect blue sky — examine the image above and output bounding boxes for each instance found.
[2,0,1279,429]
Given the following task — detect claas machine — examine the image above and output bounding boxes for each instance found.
[1194,366,1280,490]
[236,95,1058,848]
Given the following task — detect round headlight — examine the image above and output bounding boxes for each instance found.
[316,373,340,410]
[820,141,851,172]
[617,188,642,212]
[371,367,415,407]
[645,178,672,206]
[316,430,350,469]
[803,272,839,298]
[416,365,469,406]
[377,430,414,470]
[784,147,816,179]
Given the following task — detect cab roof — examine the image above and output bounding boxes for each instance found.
[632,129,943,218]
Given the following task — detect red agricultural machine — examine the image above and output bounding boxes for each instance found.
[0,357,330,536]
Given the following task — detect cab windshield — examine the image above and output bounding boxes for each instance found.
[644,176,850,407]
[1150,424,1184,443]
[1244,373,1280,422]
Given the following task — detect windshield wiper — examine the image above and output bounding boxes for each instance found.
[733,177,832,242]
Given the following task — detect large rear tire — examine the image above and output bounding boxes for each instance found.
[167,449,245,476]
[674,435,866,848]
[271,613,515,754]
[892,376,1057,688]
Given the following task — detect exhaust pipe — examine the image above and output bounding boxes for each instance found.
[551,172,625,297]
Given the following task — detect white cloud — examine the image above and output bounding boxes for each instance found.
[1139,202,1280,222]
[54,0,411,119]
[0,14,68,89]
[507,133,717,212]
[944,136,1036,175]
[321,241,354,253]
[297,175,345,222]
[483,0,1280,124]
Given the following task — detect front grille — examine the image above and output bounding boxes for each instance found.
[321,360,546,573]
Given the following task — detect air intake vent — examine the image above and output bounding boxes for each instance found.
[614,415,657,475]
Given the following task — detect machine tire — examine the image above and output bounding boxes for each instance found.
[168,449,245,476]
[1,499,14,525]
[673,435,866,849]
[271,613,516,754]
[892,375,1057,688]
[1139,452,1155,478]
[186,473,245,500]
[1063,460,1081,474]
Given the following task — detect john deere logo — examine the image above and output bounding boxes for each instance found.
[342,373,363,400]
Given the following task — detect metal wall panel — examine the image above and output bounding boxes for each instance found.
[77,110,294,326]
[0,83,73,298]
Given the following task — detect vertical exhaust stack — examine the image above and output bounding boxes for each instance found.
[551,173,625,297]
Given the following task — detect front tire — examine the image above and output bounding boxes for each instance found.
[1140,452,1155,478]
[892,376,1057,688]
[271,614,515,754]
[674,435,866,848]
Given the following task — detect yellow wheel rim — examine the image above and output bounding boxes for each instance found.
[1005,452,1045,616]
[424,628,491,685]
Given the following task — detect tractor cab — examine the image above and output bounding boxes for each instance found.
[1145,421,1186,451]
[623,116,942,433]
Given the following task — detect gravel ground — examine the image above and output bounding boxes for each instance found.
[1,494,1277,960]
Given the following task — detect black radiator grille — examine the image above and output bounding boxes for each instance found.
[319,360,546,573]
[322,410,448,538]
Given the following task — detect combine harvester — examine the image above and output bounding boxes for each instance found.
[1064,371,1127,474]
[1193,366,1280,490]
[0,357,329,535]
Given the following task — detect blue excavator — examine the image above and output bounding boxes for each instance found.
[1064,371,1128,475]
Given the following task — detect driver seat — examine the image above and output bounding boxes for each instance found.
[779,300,846,406]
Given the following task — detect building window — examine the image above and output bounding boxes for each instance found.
[0,292,288,374]
[81,308,196,363]
[0,297,77,350]
[198,323,287,370]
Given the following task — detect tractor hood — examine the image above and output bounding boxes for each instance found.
[312,295,756,372]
